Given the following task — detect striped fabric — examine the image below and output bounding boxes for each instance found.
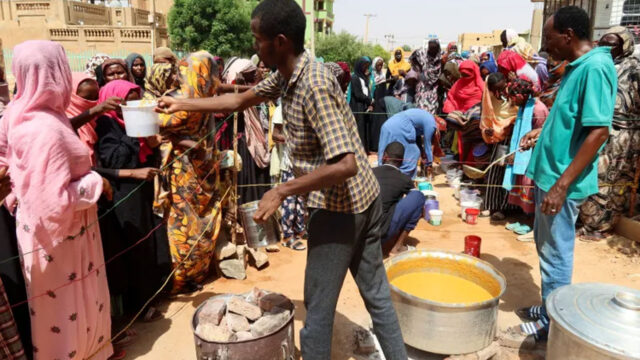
[254,53,380,214]
[0,279,26,360]
[484,137,519,212]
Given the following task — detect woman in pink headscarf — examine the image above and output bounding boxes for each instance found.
[497,50,540,90]
[0,40,113,360]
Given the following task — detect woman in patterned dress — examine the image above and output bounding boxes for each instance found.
[156,51,225,294]
[412,40,442,114]
[579,26,640,239]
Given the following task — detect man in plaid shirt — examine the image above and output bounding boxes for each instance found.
[158,1,407,358]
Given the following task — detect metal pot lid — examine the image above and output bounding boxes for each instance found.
[546,283,640,358]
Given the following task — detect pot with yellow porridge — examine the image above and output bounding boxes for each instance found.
[385,250,506,355]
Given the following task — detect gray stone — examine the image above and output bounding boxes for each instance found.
[235,331,254,341]
[219,259,246,280]
[245,287,267,305]
[250,311,289,338]
[259,293,290,313]
[197,298,226,326]
[215,231,236,260]
[226,312,250,333]
[195,323,235,343]
[354,328,377,355]
[247,247,269,269]
[227,296,262,321]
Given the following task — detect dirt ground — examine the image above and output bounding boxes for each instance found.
[124,173,640,360]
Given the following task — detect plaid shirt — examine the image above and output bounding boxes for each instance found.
[0,280,25,360]
[254,53,379,213]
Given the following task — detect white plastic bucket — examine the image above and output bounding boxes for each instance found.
[120,100,160,137]
[429,210,443,226]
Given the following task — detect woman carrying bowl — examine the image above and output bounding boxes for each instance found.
[94,80,171,323]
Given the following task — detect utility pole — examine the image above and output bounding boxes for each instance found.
[363,13,376,44]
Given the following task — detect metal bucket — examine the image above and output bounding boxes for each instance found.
[239,201,279,248]
[192,294,296,360]
[384,250,506,355]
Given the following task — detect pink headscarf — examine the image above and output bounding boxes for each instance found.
[0,40,101,240]
[497,50,527,75]
[443,60,484,113]
[98,80,152,163]
[67,72,99,166]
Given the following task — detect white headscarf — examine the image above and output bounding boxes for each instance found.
[373,57,386,85]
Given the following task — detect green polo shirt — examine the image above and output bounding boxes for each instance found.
[526,47,617,199]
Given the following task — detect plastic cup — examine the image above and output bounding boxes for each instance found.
[120,100,160,137]
[464,235,482,257]
[429,210,443,226]
[465,208,480,225]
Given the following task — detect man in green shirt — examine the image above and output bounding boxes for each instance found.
[511,6,616,342]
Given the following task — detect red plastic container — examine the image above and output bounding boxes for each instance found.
[464,235,482,258]
[465,208,480,225]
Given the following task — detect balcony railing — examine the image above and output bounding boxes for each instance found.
[15,1,51,12]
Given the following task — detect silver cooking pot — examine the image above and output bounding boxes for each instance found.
[546,283,640,360]
[384,250,506,355]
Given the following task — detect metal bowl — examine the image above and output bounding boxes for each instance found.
[384,250,506,355]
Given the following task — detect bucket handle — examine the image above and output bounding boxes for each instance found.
[281,340,294,360]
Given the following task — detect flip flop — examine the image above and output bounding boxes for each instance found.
[108,349,126,360]
[143,307,163,323]
[506,222,521,231]
[283,238,306,251]
[517,232,535,242]
[516,305,543,321]
[514,225,532,235]
[113,329,137,347]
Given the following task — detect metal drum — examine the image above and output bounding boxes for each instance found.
[384,250,506,355]
[239,201,279,248]
[192,294,296,360]
[546,283,640,360]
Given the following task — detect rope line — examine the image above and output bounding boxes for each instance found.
[87,186,231,360]
[0,113,234,266]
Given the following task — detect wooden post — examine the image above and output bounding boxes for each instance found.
[231,86,239,245]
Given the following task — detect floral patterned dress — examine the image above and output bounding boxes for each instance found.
[156,52,224,293]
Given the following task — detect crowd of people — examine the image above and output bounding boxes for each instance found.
[0,1,637,359]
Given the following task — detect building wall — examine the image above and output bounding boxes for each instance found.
[0,0,168,54]
[457,30,503,51]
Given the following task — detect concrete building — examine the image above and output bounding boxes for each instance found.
[457,30,503,51]
[0,0,169,62]
[542,0,635,41]
[296,0,334,46]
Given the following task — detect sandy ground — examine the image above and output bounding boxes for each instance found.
[124,174,640,360]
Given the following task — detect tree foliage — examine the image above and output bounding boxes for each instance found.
[168,0,256,58]
[316,32,391,67]
[402,44,412,52]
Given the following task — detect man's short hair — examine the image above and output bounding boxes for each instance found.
[383,142,405,165]
[251,0,307,54]
[553,6,591,40]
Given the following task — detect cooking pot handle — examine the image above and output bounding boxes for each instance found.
[613,291,640,311]
[281,341,294,360]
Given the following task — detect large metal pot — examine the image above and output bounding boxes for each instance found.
[546,283,640,360]
[384,250,506,355]
[192,294,295,360]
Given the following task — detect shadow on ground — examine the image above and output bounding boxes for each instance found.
[482,254,540,312]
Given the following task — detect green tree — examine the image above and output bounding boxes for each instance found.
[402,44,412,52]
[168,0,255,58]
[316,32,390,67]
